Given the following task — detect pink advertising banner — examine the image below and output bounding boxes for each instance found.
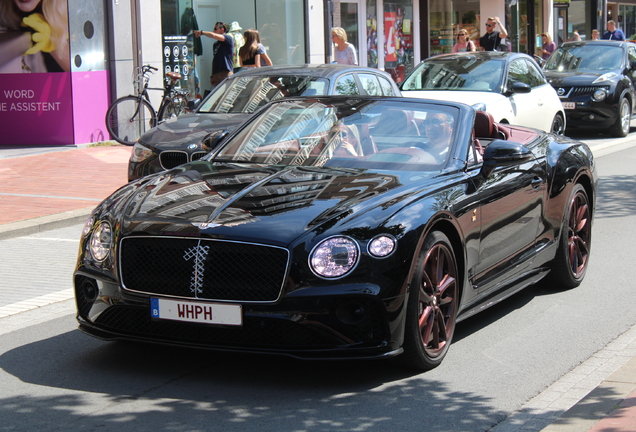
[0,72,74,146]
[0,0,91,146]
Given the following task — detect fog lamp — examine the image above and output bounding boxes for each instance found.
[592,89,607,102]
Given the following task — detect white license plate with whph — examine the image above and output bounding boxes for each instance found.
[150,298,242,326]
[562,102,575,109]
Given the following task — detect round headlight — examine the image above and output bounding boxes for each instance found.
[90,221,112,262]
[310,236,359,278]
[368,235,397,257]
[592,89,607,102]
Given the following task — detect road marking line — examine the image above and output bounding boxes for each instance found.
[19,237,78,242]
[0,288,74,319]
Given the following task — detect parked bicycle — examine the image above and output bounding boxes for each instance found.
[106,64,190,146]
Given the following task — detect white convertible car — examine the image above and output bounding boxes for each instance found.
[400,51,566,135]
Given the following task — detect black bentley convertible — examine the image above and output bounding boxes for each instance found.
[75,96,596,370]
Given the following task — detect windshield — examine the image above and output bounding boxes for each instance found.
[197,75,330,114]
[211,99,460,171]
[544,45,624,72]
[401,56,504,92]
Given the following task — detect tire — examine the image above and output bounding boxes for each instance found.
[398,231,459,371]
[106,96,156,146]
[610,98,631,138]
[548,184,592,288]
[157,94,188,122]
[551,113,565,136]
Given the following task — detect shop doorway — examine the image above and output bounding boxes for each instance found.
[193,1,220,95]
[335,1,365,65]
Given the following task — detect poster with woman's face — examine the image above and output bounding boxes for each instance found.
[0,0,70,74]
[0,0,72,145]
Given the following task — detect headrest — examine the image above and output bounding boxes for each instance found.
[474,111,494,138]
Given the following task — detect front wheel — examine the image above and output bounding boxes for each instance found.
[548,184,592,288]
[610,98,631,137]
[551,113,565,136]
[398,231,459,371]
[157,94,188,122]
[105,96,156,146]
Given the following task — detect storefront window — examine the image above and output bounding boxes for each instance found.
[566,0,585,41]
[160,0,305,97]
[429,0,479,56]
[256,0,305,65]
[367,0,378,68]
[619,5,636,40]
[383,1,414,82]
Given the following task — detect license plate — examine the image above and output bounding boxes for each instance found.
[562,102,575,109]
[150,298,242,326]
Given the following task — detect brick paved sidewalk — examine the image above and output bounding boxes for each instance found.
[0,145,131,237]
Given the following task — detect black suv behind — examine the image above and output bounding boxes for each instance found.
[543,40,636,137]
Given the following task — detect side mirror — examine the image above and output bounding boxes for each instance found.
[507,82,532,95]
[186,98,201,112]
[479,140,533,178]
[202,130,229,152]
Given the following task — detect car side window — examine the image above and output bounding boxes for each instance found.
[358,73,382,96]
[628,46,636,66]
[507,59,533,88]
[524,59,547,87]
[334,74,360,95]
[378,76,397,95]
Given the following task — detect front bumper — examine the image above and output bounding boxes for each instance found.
[74,274,404,360]
[562,100,619,128]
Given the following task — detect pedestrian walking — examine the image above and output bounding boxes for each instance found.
[228,21,244,73]
[239,29,267,68]
[479,17,508,51]
[568,29,581,41]
[452,29,476,52]
[591,29,600,40]
[194,22,234,88]
[601,20,626,41]
[331,27,358,65]
[254,30,273,66]
[540,33,556,60]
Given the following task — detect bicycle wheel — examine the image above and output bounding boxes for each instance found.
[105,96,156,146]
[157,94,188,122]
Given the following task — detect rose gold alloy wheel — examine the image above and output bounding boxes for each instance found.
[400,231,458,370]
[550,184,592,288]
[567,187,591,279]
[419,242,457,357]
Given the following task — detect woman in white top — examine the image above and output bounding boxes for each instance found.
[452,29,476,53]
[331,27,358,65]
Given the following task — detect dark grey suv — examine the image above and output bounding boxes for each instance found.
[543,40,636,137]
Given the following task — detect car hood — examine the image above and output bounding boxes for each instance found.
[401,90,504,106]
[110,161,434,246]
[544,70,619,87]
[138,112,253,149]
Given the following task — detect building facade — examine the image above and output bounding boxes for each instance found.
[0,0,630,146]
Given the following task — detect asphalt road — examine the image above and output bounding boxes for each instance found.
[0,134,635,431]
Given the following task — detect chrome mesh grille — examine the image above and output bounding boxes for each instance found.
[120,237,289,302]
